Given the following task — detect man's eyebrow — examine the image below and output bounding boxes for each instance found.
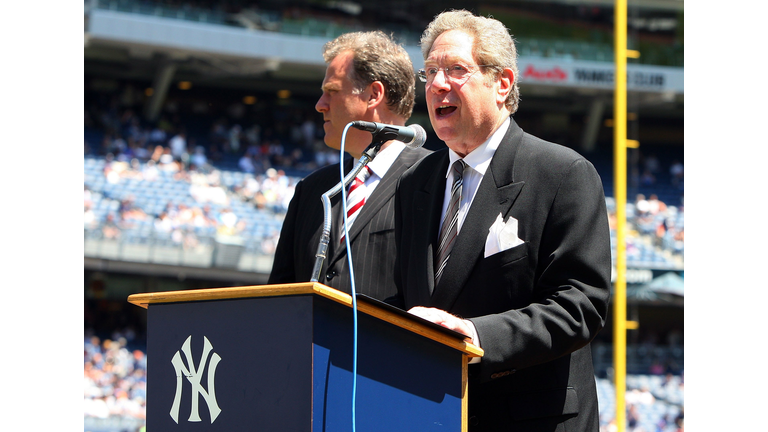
[321,83,340,92]
[424,57,465,66]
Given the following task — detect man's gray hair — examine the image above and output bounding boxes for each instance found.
[420,10,520,114]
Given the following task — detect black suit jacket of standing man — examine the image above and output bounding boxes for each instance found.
[392,117,611,430]
[268,30,430,299]
[389,10,611,430]
[269,145,429,298]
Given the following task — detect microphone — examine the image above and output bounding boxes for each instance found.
[351,121,427,148]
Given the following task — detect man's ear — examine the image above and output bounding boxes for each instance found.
[496,68,514,105]
[367,81,386,109]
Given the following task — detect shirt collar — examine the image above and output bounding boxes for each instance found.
[355,140,406,179]
[447,117,510,178]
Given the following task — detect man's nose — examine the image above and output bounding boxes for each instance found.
[429,70,451,92]
[316,94,328,112]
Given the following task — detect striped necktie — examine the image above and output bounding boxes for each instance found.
[434,159,466,285]
[341,166,372,243]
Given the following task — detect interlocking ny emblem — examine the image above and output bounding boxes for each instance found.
[170,335,222,424]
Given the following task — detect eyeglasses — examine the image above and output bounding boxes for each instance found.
[418,64,496,84]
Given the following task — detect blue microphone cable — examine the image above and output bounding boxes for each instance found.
[339,123,359,432]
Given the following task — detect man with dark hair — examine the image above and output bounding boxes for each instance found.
[390,10,611,430]
[269,31,430,300]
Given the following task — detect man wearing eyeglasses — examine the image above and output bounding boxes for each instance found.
[389,10,611,431]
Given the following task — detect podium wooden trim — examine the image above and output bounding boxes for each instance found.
[128,282,483,358]
[129,283,483,431]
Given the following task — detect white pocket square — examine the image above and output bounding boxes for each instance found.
[484,213,524,258]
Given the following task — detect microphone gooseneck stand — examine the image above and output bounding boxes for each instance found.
[309,140,385,282]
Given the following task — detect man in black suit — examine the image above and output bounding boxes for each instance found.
[269,31,430,300]
[390,11,611,431]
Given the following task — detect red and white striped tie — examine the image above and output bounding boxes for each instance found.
[341,166,372,243]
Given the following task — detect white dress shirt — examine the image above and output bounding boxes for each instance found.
[438,117,510,360]
[353,140,406,197]
[439,117,510,234]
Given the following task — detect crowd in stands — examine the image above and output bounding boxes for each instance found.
[84,88,340,177]
[83,333,683,431]
[641,169,683,259]
[604,197,684,270]
[597,147,684,269]
[84,84,345,256]
[85,82,684,263]
[597,372,684,432]
[634,152,684,258]
[84,329,147,422]
[633,192,684,256]
[85,159,297,258]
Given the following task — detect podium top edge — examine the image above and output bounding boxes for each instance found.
[127,282,483,358]
[127,282,336,308]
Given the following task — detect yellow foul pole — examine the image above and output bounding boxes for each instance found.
[613,0,628,431]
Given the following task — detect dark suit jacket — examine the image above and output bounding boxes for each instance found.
[269,145,430,299]
[391,118,611,431]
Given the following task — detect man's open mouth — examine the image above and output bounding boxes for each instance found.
[436,105,457,116]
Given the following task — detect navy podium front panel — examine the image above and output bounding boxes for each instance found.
[147,295,315,431]
[312,296,463,432]
[146,294,463,431]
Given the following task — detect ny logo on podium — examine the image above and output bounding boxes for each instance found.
[170,335,222,423]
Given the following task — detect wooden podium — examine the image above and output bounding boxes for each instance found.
[128,283,483,431]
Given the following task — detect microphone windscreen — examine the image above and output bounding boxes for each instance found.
[406,124,427,148]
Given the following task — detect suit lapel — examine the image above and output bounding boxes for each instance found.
[328,158,353,254]
[345,151,406,243]
[411,151,449,304]
[329,148,421,266]
[430,119,526,311]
